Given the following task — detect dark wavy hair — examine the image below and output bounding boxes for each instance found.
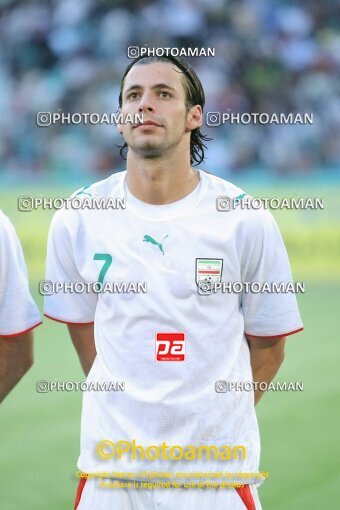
[118,55,211,166]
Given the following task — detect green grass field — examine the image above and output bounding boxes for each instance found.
[0,184,339,509]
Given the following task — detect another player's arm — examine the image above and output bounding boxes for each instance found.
[246,334,286,405]
[44,210,97,376]
[67,323,96,376]
[0,332,34,403]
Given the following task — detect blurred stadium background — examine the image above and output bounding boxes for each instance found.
[0,0,339,509]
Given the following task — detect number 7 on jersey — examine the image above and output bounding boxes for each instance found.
[93,253,112,284]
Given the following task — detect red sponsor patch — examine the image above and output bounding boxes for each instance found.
[156,333,185,361]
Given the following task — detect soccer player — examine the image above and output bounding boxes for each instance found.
[44,55,303,509]
[0,211,41,403]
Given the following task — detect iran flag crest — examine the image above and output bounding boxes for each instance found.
[195,258,223,294]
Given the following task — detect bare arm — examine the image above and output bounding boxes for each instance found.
[246,335,286,405]
[67,323,96,376]
[0,332,34,403]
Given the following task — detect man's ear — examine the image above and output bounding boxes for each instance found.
[186,105,203,133]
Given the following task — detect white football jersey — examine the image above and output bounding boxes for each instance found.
[0,211,41,336]
[44,170,303,483]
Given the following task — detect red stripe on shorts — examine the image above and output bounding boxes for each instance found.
[74,478,87,510]
[235,485,256,510]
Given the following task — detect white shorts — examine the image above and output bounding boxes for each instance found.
[74,479,262,510]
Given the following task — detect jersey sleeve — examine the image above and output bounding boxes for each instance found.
[240,208,304,338]
[0,213,41,337]
[44,210,97,324]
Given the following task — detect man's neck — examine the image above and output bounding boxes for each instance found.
[126,153,200,205]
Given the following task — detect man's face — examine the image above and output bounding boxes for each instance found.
[119,62,201,160]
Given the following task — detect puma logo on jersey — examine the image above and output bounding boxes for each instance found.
[234,193,247,204]
[143,234,169,255]
[74,185,93,198]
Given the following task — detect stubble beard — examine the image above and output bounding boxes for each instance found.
[128,131,184,160]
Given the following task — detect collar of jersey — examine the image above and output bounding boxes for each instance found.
[120,169,208,221]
